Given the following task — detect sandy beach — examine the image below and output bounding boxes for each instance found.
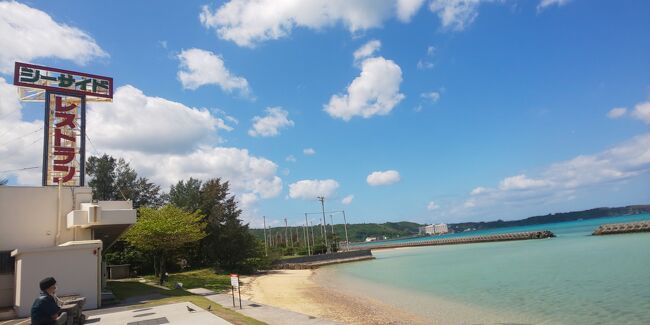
[239,269,430,325]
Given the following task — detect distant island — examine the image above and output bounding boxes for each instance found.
[250,205,650,243]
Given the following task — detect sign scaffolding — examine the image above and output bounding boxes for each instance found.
[13,62,113,187]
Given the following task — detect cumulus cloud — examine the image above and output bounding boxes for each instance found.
[607,107,627,119]
[88,85,232,154]
[324,56,404,121]
[427,201,440,210]
[177,48,250,96]
[459,133,650,213]
[303,148,316,155]
[0,1,107,73]
[353,40,381,62]
[429,0,504,31]
[200,1,400,47]
[499,174,550,190]
[417,45,436,70]
[632,101,650,124]
[342,194,354,205]
[367,170,401,186]
[421,91,441,103]
[537,0,571,12]
[289,179,339,200]
[248,107,294,137]
[286,155,297,162]
[0,77,42,184]
[396,0,427,22]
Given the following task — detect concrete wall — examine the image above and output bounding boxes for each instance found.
[0,186,93,250]
[12,241,101,317]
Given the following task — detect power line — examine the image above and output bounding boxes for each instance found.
[0,107,22,120]
[0,126,43,147]
[0,166,39,174]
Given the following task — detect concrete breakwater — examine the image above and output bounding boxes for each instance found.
[273,249,374,269]
[592,221,650,235]
[351,230,556,251]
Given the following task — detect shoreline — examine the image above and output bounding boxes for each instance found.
[239,269,430,325]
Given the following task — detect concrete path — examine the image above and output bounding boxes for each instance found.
[194,289,342,325]
[85,302,231,325]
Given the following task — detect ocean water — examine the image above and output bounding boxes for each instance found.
[316,214,650,324]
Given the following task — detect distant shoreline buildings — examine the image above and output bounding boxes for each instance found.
[419,223,449,236]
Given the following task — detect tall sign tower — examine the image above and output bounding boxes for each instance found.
[12,62,113,187]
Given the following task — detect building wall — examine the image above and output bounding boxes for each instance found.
[0,275,12,307]
[13,242,101,318]
[0,186,93,250]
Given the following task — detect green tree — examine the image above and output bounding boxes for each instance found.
[86,154,117,200]
[123,205,207,281]
[169,178,202,212]
[199,179,259,273]
[86,155,163,208]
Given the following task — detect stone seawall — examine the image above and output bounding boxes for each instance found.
[273,249,374,269]
[350,230,555,251]
[592,221,650,235]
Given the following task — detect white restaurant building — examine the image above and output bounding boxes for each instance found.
[419,223,449,236]
[0,185,136,318]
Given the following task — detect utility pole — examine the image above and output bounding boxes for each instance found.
[309,221,316,252]
[304,214,311,255]
[342,210,350,252]
[330,214,335,234]
[284,218,289,248]
[317,196,329,252]
[303,224,310,255]
[263,216,268,256]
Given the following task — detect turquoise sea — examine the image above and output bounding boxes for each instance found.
[316,214,650,324]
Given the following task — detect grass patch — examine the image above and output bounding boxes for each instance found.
[107,280,266,325]
[144,268,231,291]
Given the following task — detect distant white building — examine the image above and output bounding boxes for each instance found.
[419,223,449,236]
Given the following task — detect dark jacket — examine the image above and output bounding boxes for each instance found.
[30,292,60,325]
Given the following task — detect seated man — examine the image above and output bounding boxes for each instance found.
[31,277,68,325]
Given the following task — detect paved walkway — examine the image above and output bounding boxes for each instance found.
[187,289,341,325]
[85,302,231,325]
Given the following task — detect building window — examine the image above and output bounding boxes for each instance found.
[0,251,15,274]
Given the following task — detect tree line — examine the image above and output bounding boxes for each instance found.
[86,154,267,279]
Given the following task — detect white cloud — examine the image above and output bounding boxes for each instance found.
[0,77,42,184]
[421,91,441,103]
[427,201,439,210]
[88,85,232,154]
[397,0,427,22]
[289,179,339,200]
[427,46,436,56]
[499,174,550,191]
[342,194,354,205]
[631,101,650,124]
[460,133,650,214]
[353,40,382,62]
[0,1,107,74]
[286,155,296,162]
[324,56,405,121]
[470,186,487,195]
[200,1,399,47]
[367,170,401,186]
[417,60,434,70]
[248,107,294,137]
[429,0,502,31]
[303,148,316,155]
[607,107,627,119]
[177,48,250,96]
[537,0,571,12]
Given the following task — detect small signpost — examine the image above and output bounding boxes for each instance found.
[230,274,242,309]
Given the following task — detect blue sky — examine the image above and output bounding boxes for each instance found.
[0,0,649,227]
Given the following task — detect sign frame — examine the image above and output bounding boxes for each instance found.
[13,62,113,99]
